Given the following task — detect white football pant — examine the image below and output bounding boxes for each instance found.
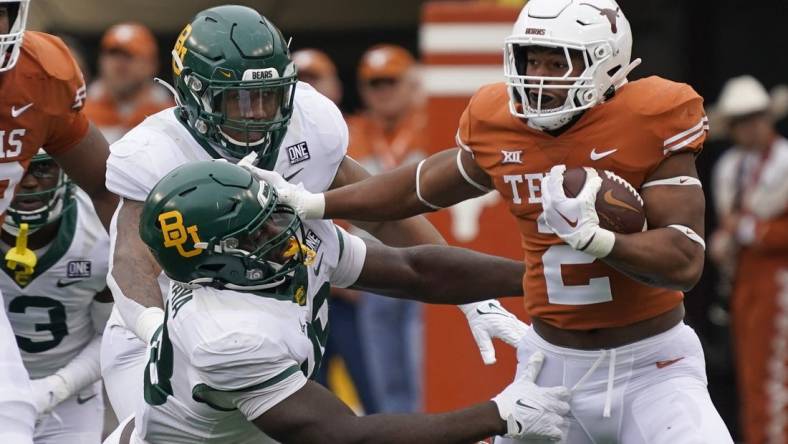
[495,322,733,443]
[100,308,147,421]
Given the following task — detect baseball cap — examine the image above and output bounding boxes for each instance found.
[358,44,415,80]
[101,22,157,60]
[293,49,337,78]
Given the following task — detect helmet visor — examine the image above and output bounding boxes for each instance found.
[209,78,296,147]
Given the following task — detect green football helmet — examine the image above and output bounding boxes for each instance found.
[3,149,73,234]
[170,5,297,168]
[139,160,313,291]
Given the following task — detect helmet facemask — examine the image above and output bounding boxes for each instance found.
[188,184,314,291]
[175,55,297,164]
[505,41,603,131]
[4,152,72,235]
[0,0,29,72]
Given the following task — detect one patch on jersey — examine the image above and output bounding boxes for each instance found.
[286,141,311,165]
[66,260,91,278]
[304,230,322,252]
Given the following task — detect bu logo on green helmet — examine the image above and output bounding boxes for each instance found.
[140,160,317,292]
[164,5,298,169]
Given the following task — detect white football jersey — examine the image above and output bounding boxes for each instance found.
[136,223,366,444]
[1,189,109,378]
[105,81,348,202]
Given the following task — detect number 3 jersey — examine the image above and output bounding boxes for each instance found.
[456,76,707,330]
[137,222,366,444]
[0,190,109,378]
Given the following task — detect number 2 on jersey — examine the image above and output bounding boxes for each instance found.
[538,213,613,305]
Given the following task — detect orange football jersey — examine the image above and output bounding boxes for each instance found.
[456,76,707,330]
[0,31,88,214]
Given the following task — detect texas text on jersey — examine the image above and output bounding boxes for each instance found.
[456,76,707,330]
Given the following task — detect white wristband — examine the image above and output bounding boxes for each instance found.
[581,228,616,258]
[134,307,165,344]
[301,192,326,219]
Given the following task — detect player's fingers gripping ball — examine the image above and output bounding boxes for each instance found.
[541,165,646,258]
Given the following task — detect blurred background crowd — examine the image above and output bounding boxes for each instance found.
[24,0,788,441]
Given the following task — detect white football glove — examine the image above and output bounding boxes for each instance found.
[493,351,571,441]
[540,165,615,258]
[238,152,325,219]
[30,374,70,415]
[459,300,529,365]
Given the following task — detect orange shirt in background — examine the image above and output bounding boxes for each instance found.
[83,82,173,144]
[346,109,429,173]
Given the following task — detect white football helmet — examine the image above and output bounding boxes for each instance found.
[0,0,30,72]
[504,0,640,130]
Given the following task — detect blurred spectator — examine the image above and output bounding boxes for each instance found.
[292,48,377,414]
[84,22,173,143]
[292,48,342,105]
[710,75,788,444]
[347,44,427,413]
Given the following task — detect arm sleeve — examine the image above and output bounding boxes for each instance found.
[54,335,102,396]
[330,225,367,288]
[190,331,308,420]
[655,85,708,157]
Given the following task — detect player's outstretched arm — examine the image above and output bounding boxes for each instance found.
[242,148,492,221]
[256,352,569,444]
[107,199,166,343]
[351,241,524,304]
[330,156,446,246]
[50,123,118,229]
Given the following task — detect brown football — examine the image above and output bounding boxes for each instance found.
[562,167,646,234]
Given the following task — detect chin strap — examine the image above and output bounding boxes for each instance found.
[5,223,36,285]
[154,77,183,108]
[609,58,642,90]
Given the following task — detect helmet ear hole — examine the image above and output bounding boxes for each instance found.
[607,65,622,78]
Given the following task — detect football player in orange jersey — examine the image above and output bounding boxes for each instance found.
[246,0,736,441]
[0,1,117,442]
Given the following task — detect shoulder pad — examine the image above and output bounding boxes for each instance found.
[470,82,509,110]
[22,32,83,83]
[618,76,702,117]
